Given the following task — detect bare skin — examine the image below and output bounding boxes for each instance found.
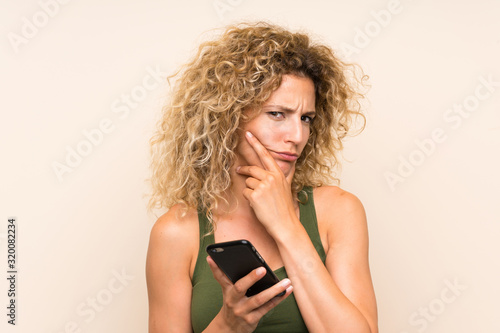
[146,75,378,332]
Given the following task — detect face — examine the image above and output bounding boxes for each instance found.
[236,74,316,177]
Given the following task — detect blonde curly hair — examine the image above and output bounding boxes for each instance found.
[149,22,367,224]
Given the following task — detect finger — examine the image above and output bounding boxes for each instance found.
[245,176,260,190]
[206,256,233,288]
[240,284,293,325]
[236,165,268,181]
[249,278,293,310]
[255,285,294,317]
[245,131,280,172]
[232,266,267,296]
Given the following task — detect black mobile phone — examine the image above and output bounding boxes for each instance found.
[206,239,284,297]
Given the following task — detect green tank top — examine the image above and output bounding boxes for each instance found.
[191,187,327,332]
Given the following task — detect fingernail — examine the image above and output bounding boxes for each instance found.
[236,166,241,172]
[246,131,253,138]
[281,278,291,288]
[256,267,266,276]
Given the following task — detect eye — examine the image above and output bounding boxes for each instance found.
[267,111,284,119]
[301,115,315,124]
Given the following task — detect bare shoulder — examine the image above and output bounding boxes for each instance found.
[147,204,199,276]
[313,185,365,216]
[312,186,368,249]
[146,205,200,332]
[149,204,199,242]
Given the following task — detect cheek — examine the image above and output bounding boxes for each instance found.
[253,131,275,147]
[236,132,259,161]
[246,122,275,146]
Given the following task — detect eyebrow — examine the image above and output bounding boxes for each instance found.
[262,104,316,116]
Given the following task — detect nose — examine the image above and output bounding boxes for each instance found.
[284,117,306,145]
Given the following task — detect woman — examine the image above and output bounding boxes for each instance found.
[146,22,378,332]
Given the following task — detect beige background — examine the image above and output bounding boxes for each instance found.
[1,0,499,332]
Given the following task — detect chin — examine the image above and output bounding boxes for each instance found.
[276,161,293,176]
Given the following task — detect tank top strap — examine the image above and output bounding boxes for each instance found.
[298,186,327,263]
[192,210,214,284]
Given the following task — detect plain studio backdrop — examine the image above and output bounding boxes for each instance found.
[1,0,499,332]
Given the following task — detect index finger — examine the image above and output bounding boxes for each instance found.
[232,266,267,296]
[245,131,280,172]
[207,256,267,295]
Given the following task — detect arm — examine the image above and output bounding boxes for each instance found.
[276,188,378,332]
[146,206,197,333]
[321,188,378,333]
[237,131,378,332]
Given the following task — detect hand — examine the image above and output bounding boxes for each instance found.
[206,256,293,332]
[236,131,299,236]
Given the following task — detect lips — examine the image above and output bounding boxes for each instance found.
[271,151,299,162]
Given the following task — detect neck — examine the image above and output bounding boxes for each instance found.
[214,165,255,220]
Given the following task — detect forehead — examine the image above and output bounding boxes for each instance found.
[263,74,316,110]
[242,74,316,121]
